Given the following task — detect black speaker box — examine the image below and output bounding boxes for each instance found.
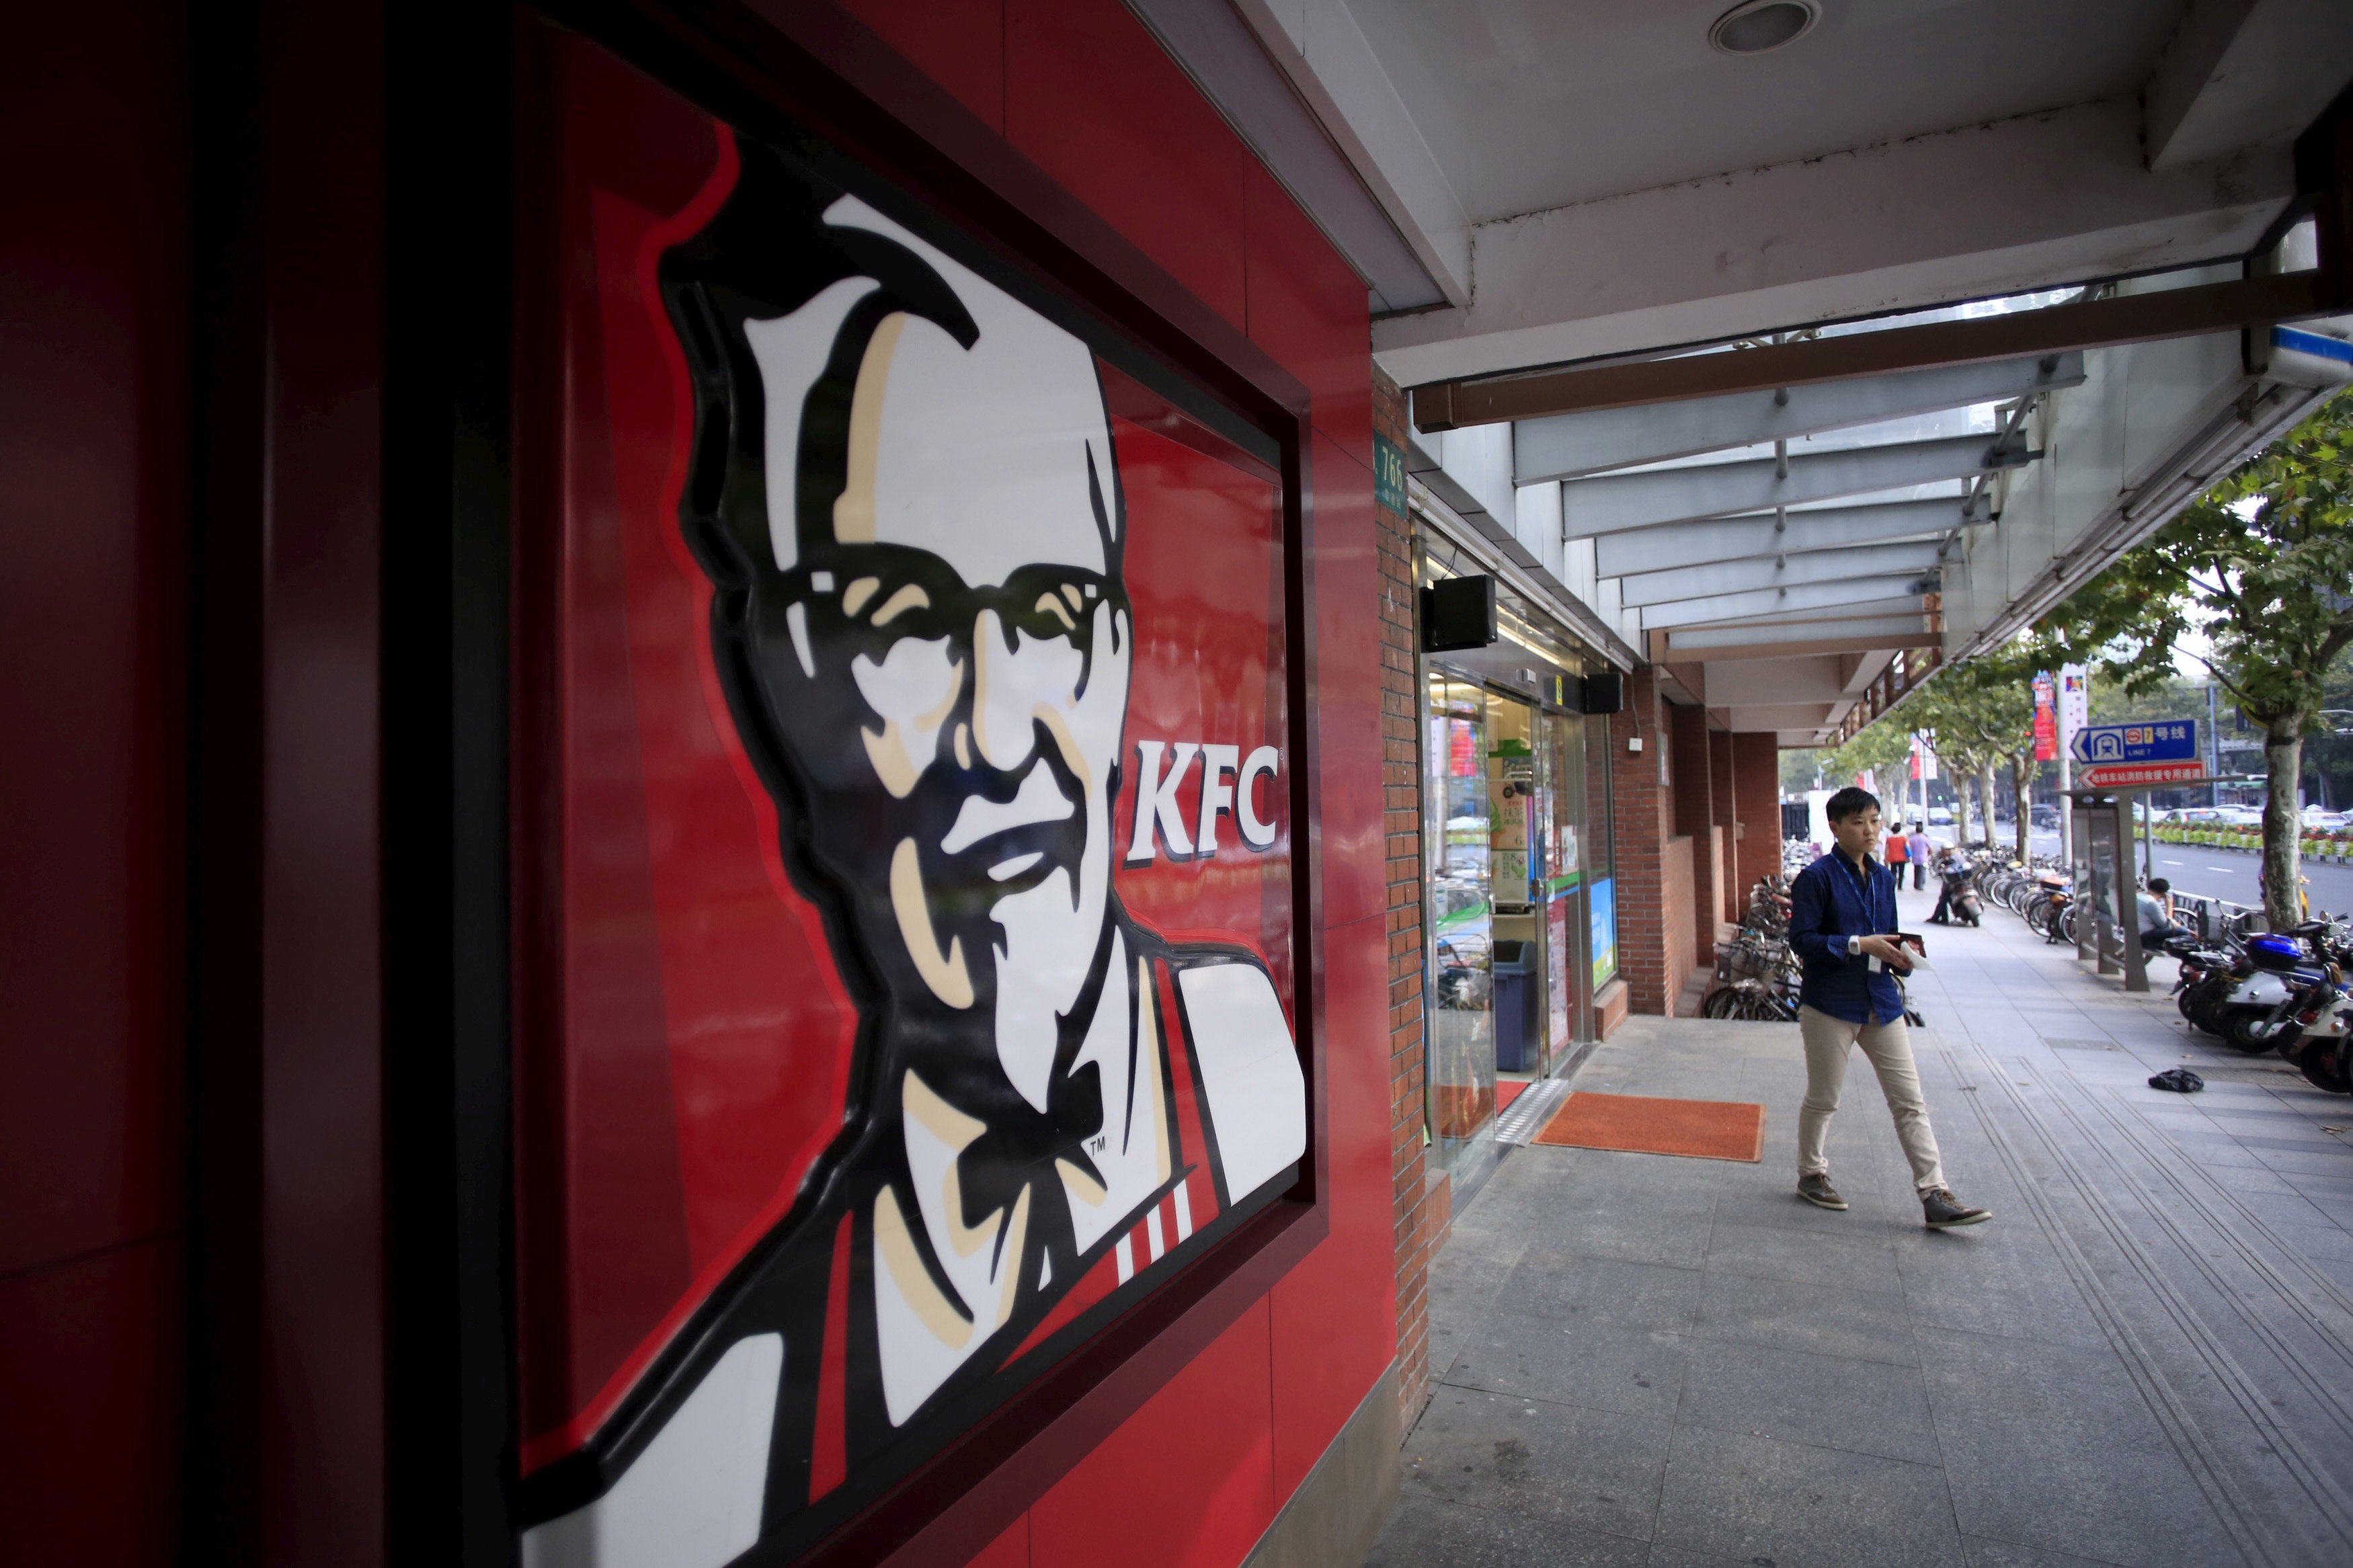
[1581,671,1624,714]
[1420,575,1497,653]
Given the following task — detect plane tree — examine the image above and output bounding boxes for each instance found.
[2059,390,2353,927]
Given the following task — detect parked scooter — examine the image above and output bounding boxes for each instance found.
[2284,979,2353,1092]
[1931,861,1983,927]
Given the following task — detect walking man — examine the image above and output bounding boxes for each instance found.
[1906,822,1933,890]
[1788,787,1989,1229]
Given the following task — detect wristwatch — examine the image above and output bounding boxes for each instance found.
[1847,935,1862,957]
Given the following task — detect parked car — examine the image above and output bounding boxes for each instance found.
[1927,805,1953,825]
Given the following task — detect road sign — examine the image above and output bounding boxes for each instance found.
[2069,719,2197,766]
[2079,759,2208,789]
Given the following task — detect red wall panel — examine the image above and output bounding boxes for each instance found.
[0,1241,183,1564]
[968,1515,1031,1568]
[0,0,188,1284]
[1307,434,1385,932]
[1004,0,1250,333]
[1245,165,1373,473]
[836,0,1006,132]
[0,7,188,1561]
[1268,911,1393,1497]
[1029,1301,1277,1568]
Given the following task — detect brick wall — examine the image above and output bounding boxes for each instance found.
[1607,666,1697,1014]
[1669,704,1720,966]
[1373,367,1437,1432]
[1731,732,1782,897]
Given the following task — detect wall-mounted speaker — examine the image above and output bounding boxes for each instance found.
[1420,575,1497,653]
[1582,671,1624,714]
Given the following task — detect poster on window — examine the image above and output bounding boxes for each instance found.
[511,33,1310,1565]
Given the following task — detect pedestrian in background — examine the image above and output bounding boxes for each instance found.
[1787,787,1989,1230]
[1906,823,1933,890]
[1884,824,1909,880]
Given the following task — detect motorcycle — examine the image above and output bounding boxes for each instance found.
[2204,923,2350,1056]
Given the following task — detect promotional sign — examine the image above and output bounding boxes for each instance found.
[1589,877,1618,988]
[2070,720,2198,765]
[2058,664,2089,746]
[515,36,1310,1563]
[2032,673,2058,761]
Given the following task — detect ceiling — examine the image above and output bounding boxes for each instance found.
[1345,0,2184,223]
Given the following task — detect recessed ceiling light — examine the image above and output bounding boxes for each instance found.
[1709,0,1819,56]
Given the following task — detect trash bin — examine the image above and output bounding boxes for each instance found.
[1491,940,1539,1071]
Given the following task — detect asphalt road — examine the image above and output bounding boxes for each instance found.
[1994,824,2353,915]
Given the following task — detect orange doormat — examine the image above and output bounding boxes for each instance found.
[1531,1091,1764,1163]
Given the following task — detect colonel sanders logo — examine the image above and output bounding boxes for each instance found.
[520,141,1307,1566]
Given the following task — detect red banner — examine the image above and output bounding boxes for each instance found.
[2032,674,2058,761]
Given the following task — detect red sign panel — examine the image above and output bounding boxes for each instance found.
[513,32,1310,1564]
[2079,761,2208,789]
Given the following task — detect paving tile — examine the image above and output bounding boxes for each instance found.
[1919,1332,2247,1568]
[2249,1222,2353,1269]
[1400,1384,1669,1541]
[2256,1145,2353,1178]
[1690,1270,1917,1366]
[1702,1220,1905,1294]
[2280,1168,2353,1204]
[1890,1235,2104,1348]
[1675,1336,1941,1466]
[1501,1249,1704,1333]
[2219,1186,2338,1231]
[1960,1536,2136,1568]
[1365,1493,1651,1567]
[1642,1547,1760,1568]
[1650,1425,1964,1568]
[1443,1307,1687,1419]
[1517,1208,1718,1271]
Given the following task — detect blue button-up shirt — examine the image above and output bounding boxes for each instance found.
[1788,848,1907,1025]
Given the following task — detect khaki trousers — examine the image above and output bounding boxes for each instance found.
[1796,1004,1946,1194]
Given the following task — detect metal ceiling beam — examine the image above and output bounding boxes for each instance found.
[1564,434,2020,538]
[1618,541,1946,608]
[1641,574,1930,630]
[1696,593,1931,629]
[1592,499,1966,577]
[1665,614,1934,653]
[1515,353,2083,482]
[1410,272,2331,431]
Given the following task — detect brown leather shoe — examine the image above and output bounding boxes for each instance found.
[1922,1188,1989,1228]
[1797,1173,1849,1210]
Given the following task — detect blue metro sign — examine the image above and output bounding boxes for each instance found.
[2069,719,2198,766]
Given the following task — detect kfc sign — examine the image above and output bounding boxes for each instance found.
[1125,740,1282,862]
[516,69,1309,1568]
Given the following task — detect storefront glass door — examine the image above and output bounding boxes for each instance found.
[1425,675,1494,1163]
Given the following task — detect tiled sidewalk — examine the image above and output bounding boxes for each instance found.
[1371,880,2353,1567]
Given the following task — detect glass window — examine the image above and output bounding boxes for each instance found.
[1585,712,1618,989]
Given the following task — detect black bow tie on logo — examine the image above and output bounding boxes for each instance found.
[953,1059,1108,1251]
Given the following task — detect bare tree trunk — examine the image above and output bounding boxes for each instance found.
[1980,759,1999,850]
[2262,723,2306,930]
[1954,761,1975,846]
[2009,753,2032,861]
